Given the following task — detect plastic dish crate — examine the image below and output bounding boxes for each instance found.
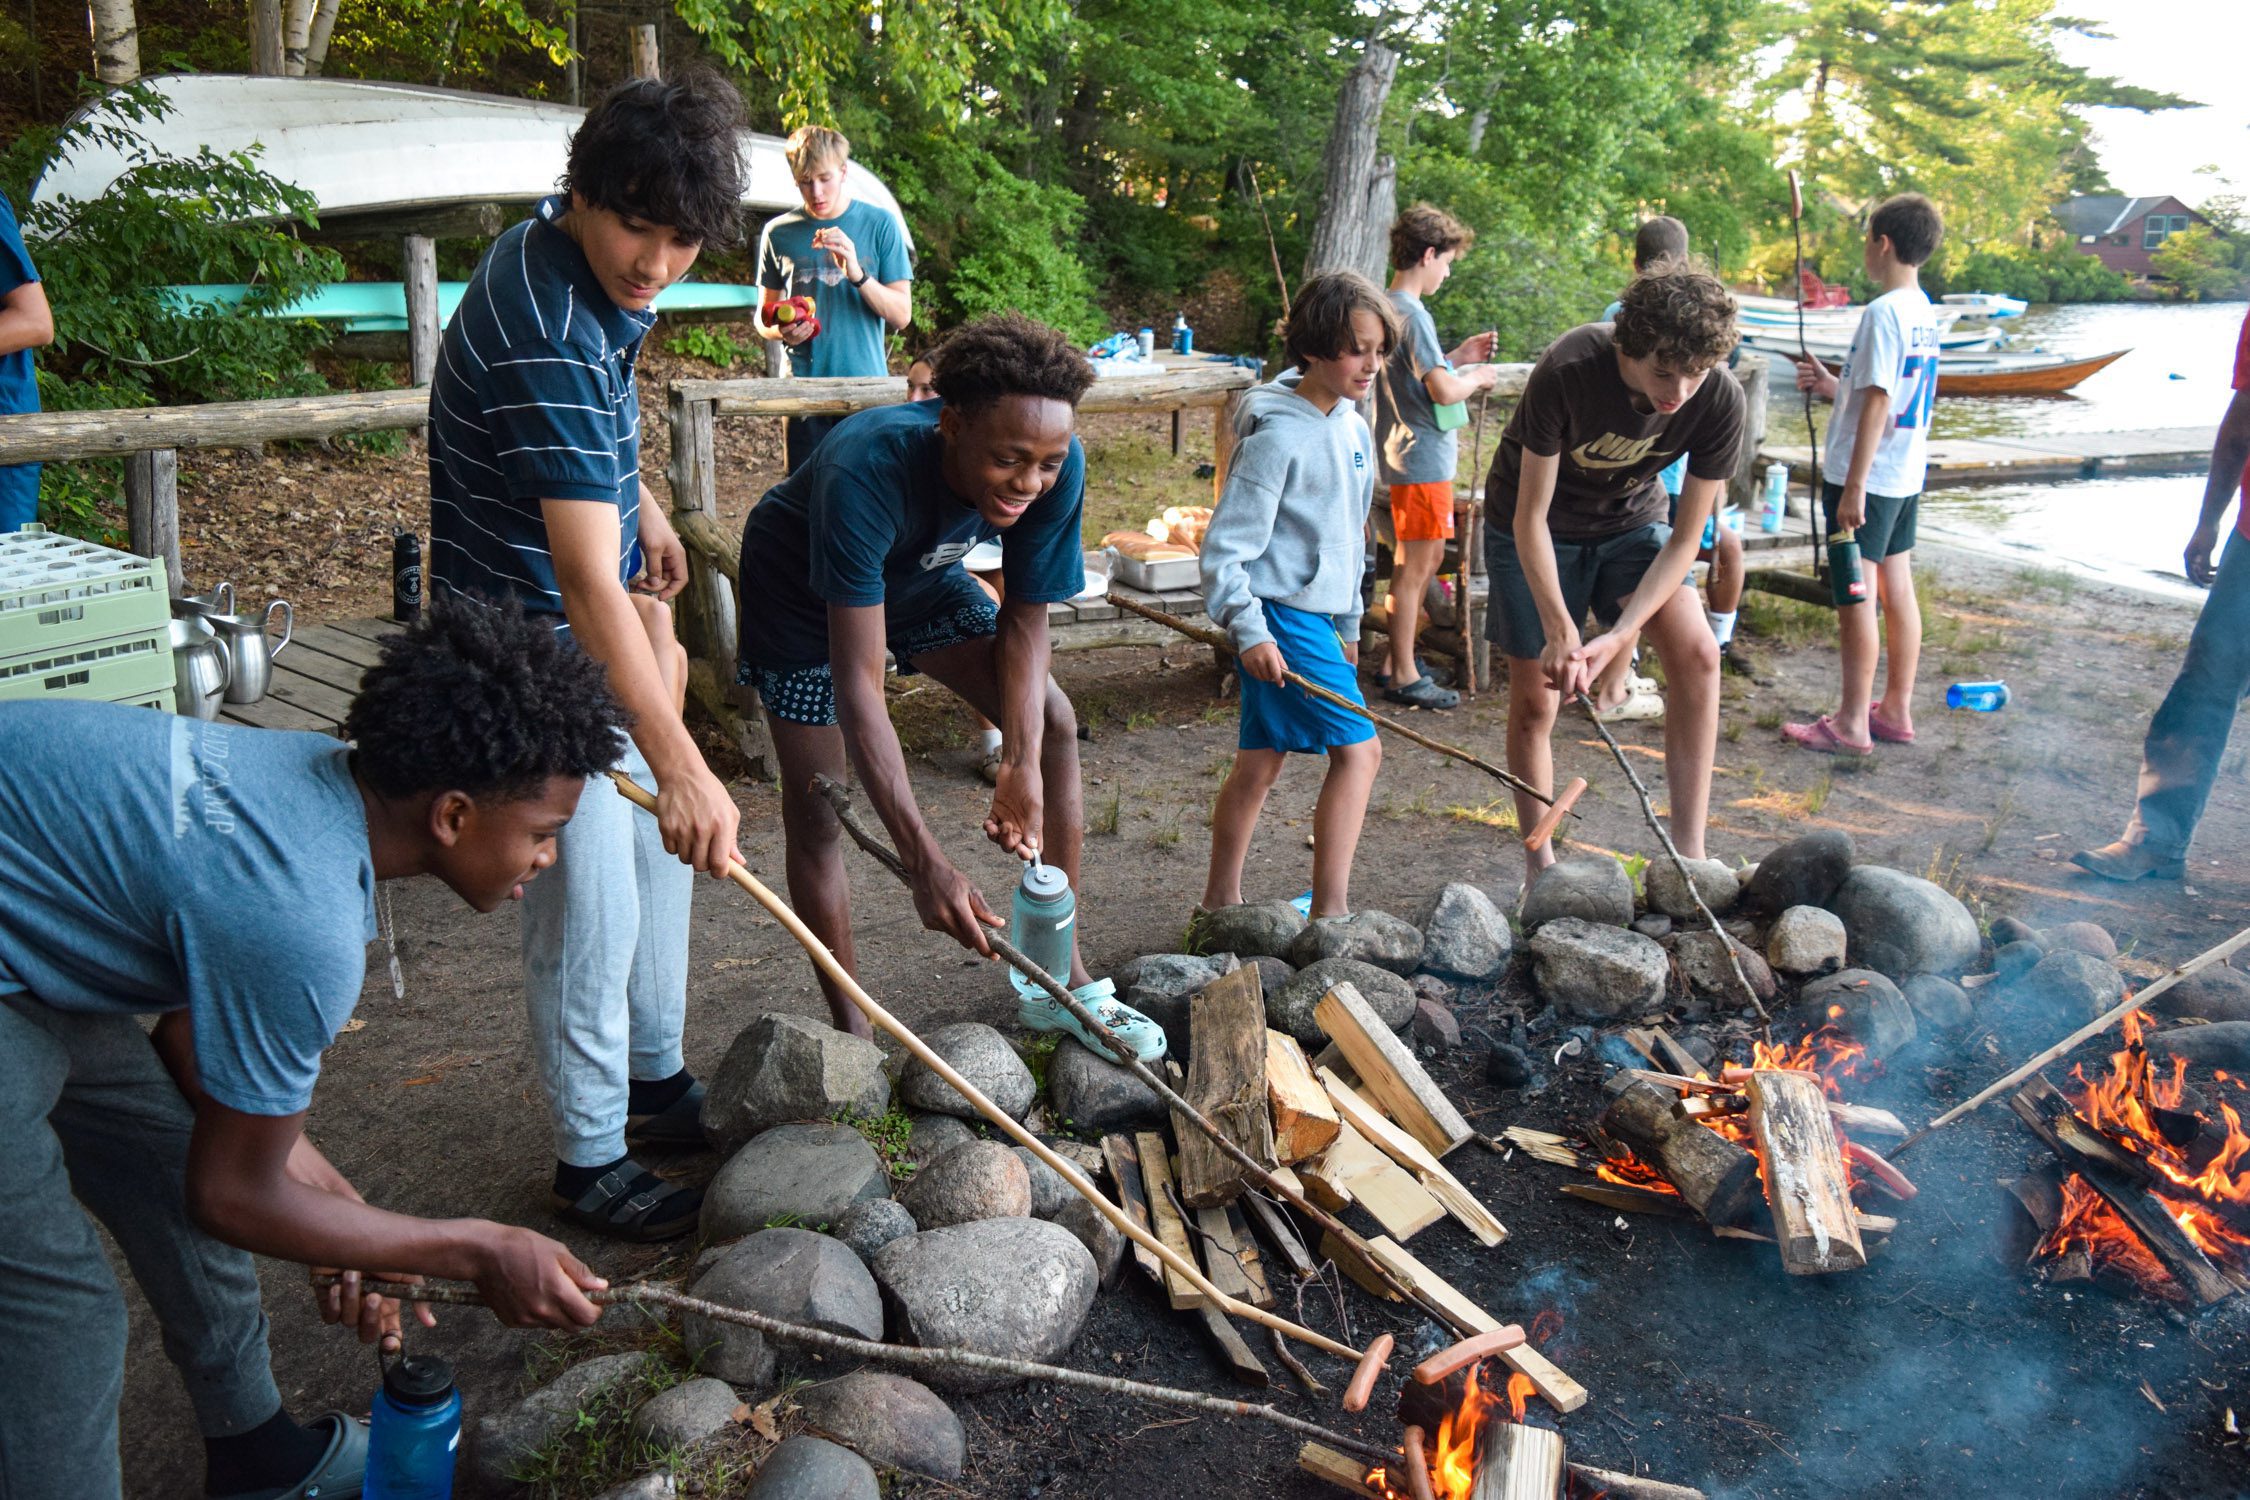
[0,630,177,710]
[0,525,173,663]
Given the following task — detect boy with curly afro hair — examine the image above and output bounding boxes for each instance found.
[0,604,629,1500]
[1484,261,1745,884]
[736,312,1164,1064]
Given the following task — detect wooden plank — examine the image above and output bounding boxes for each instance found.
[1224,1201,1277,1309]
[1348,1160,1445,1242]
[1134,1137,1204,1310]
[1495,1339,1588,1416]
[1320,1069,1508,1245]
[0,389,431,464]
[1192,1299,1268,1387]
[1746,1069,1866,1275]
[1240,1187,1318,1282]
[1299,1119,1379,1211]
[682,364,1254,418]
[219,694,331,734]
[271,645,370,697]
[1473,1422,1565,1500]
[1315,982,1472,1157]
[260,670,357,728]
[1193,1204,1258,1305]
[1174,966,1275,1206]
[1296,1441,1377,1497]
[1266,1029,1342,1165]
[1320,1231,1404,1301]
[1365,1235,1500,1338]
[1100,1135,1163,1284]
[290,623,388,670]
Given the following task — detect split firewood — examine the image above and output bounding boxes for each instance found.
[1497,1125,1601,1170]
[1613,1067,1907,1137]
[1239,1185,1319,1281]
[1320,1067,1509,1246]
[1135,1135,1205,1309]
[1476,1422,1566,1500]
[1599,1081,1763,1228]
[1746,1069,1867,1275]
[1315,982,1473,1157]
[1560,1181,1699,1219]
[1100,1134,1164,1284]
[1192,1298,1270,1387]
[1175,967,1277,1206]
[1302,1120,1443,1240]
[1297,1445,1707,1500]
[1266,1029,1342,1164]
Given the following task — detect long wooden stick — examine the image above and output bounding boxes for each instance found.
[606,774,1363,1366]
[1106,591,1568,812]
[1895,923,2250,1154]
[313,1276,1396,1465]
[807,773,1479,1338]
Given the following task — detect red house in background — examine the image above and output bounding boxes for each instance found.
[2052,195,2210,277]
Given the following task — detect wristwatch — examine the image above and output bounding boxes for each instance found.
[848,269,869,287]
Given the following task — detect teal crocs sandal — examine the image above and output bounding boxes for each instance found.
[1018,977,1168,1064]
[254,1411,368,1500]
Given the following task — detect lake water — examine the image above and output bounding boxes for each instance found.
[1766,299,2247,599]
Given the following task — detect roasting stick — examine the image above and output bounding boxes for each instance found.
[808,773,1481,1343]
[308,1276,1397,1465]
[1894,922,2250,1156]
[1572,694,1769,1021]
[1106,591,1572,814]
[606,774,1379,1382]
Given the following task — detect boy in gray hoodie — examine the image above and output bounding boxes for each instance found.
[1201,273,1399,919]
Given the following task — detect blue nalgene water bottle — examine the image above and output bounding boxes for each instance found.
[1946,681,2010,712]
[1761,464,1788,533]
[1173,313,1193,354]
[1009,862,1077,999]
[367,1355,462,1499]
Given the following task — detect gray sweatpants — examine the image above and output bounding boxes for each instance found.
[0,995,281,1500]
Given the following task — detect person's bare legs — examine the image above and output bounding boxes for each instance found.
[1204,748,1288,910]
[1506,657,1563,882]
[1875,551,1920,734]
[765,716,875,1038]
[1387,539,1445,687]
[1642,586,1721,860]
[1709,527,1745,616]
[1590,629,1640,710]
[1833,598,1881,744]
[1310,737,1382,916]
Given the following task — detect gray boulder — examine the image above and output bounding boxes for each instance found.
[630,1378,739,1450]
[1741,830,1855,917]
[1527,919,1669,1019]
[898,1022,1036,1121]
[2151,1023,2250,1072]
[2151,964,2250,1023]
[1645,857,1740,921]
[701,1014,890,1154]
[1287,910,1426,976]
[901,1112,977,1173]
[2019,949,2126,1024]
[1766,906,1847,978]
[702,1123,889,1242]
[1054,1195,1129,1290]
[830,1198,917,1265]
[1269,958,1415,1046]
[748,1436,880,1500]
[1671,930,1778,1004]
[685,1228,884,1387]
[1013,1146,1072,1219]
[1798,969,1916,1058]
[899,1139,1032,1230]
[1989,915,2039,947]
[1187,901,1306,961]
[471,1352,653,1486]
[1520,857,1635,932]
[1116,953,1232,1059]
[1417,883,1513,981]
[1631,914,1674,941]
[1903,974,1973,1034]
[1828,865,1980,980]
[1245,955,1296,1003]
[872,1218,1099,1393]
[1993,939,2046,984]
[2040,921,2118,960]
[1046,1039,1165,1134]
[797,1370,966,1482]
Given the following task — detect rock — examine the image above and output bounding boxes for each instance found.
[1631,914,1674,941]
[1677,1032,1719,1068]
[1828,865,1980,980]
[2150,964,2250,1024]
[1671,930,1779,1004]
[686,1229,883,1387]
[592,1476,676,1500]
[1989,915,2038,947]
[1410,998,1463,1053]
[701,1014,891,1154]
[1046,1039,1165,1134]
[2150,1023,2250,1071]
[1013,1146,1072,1219]
[1054,1195,1128,1289]
[796,1370,966,1482]
[1415,884,1514,981]
[1270,958,1415,1045]
[1187,900,1306,961]
[1246,955,1296,1003]
[630,1378,740,1450]
[472,1352,653,1486]
[2040,922,2119,960]
[902,1112,978,1172]
[748,1436,880,1500]
[1766,906,1847,979]
[1520,857,1635,932]
[1485,1043,1534,1088]
[1741,830,1855,917]
[899,1139,1032,1230]
[872,1218,1099,1393]
[702,1123,889,1242]
[1798,969,1915,1059]
[1903,974,1973,1034]
[1411,973,1456,1006]
[1527,919,1669,1019]
[1993,939,2046,985]
[1645,857,1739,920]
[830,1198,918,1265]
[1116,953,1231,1058]
[898,1022,1036,1122]
[1287,910,1426,975]
[2019,949,2127,1025]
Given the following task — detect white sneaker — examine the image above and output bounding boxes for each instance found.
[1018,977,1168,1064]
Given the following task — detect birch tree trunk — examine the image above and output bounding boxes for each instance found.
[282,0,312,73]
[302,0,339,75]
[89,0,141,85]
[1302,37,1400,286]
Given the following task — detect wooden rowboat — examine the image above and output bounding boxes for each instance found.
[1935,348,2129,396]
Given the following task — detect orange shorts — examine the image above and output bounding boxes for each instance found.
[1387,482,1456,543]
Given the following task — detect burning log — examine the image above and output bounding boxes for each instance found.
[1175,967,1278,1206]
[1599,1081,1763,1228]
[1474,1423,1566,1500]
[1298,1443,1709,1500]
[1268,1029,1343,1164]
[1746,1069,1867,1275]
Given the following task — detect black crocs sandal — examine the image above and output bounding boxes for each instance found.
[625,1079,709,1148]
[1384,676,1460,710]
[550,1164,703,1242]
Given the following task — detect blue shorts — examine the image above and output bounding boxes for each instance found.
[1485,522,1681,659]
[1238,601,1377,755]
[738,567,999,727]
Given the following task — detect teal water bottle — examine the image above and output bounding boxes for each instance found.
[1946,681,2010,712]
[367,1355,462,1499]
[1009,862,1077,999]
[1827,528,1866,606]
[1761,464,1788,533]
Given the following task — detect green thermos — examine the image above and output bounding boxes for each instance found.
[1828,528,1866,606]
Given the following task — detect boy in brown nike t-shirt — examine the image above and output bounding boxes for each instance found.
[1485,263,1743,882]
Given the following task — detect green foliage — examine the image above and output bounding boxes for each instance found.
[885,139,1108,344]
[664,323,764,367]
[835,1104,919,1181]
[1929,243,2129,304]
[1014,1030,1065,1093]
[2150,225,2245,301]
[319,0,569,89]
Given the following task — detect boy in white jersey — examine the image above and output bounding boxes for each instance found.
[1783,193,1944,756]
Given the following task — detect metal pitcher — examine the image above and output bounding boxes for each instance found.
[171,581,236,622]
[170,616,231,720]
[212,599,293,705]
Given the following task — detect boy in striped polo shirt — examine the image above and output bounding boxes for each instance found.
[428,72,745,1241]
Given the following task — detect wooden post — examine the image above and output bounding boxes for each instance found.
[402,235,440,391]
[124,448,182,594]
[1174,967,1277,1207]
[629,24,659,78]
[664,388,775,780]
[1729,353,1769,513]
[1170,407,1182,456]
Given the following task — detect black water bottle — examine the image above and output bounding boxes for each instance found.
[392,531,422,623]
